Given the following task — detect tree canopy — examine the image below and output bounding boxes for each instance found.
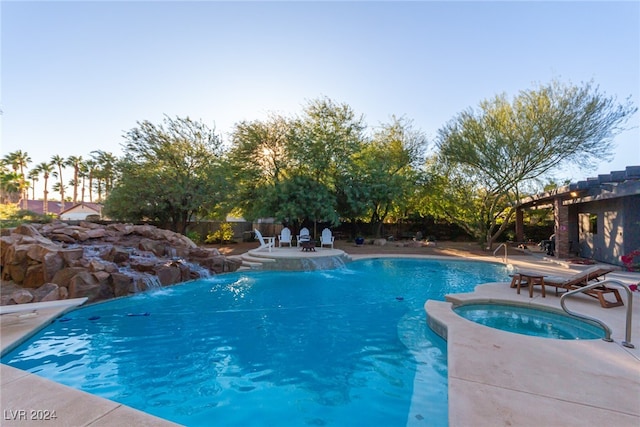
[431,79,637,247]
[104,116,226,233]
[226,98,368,231]
[5,80,636,243]
[340,116,426,236]
[225,99,426,236]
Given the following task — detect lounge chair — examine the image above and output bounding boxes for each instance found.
[279,227,293,247]
[320,228,334,249]
[297,227,311,247]
[254,229,275,252]
[543,265,622,308]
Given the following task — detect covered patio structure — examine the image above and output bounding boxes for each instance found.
[514,166,640,266]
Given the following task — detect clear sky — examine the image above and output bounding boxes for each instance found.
[2,0,639,198]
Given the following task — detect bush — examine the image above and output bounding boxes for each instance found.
[205,222,234,244]
[186,230,202,244]
[0,204,54,227]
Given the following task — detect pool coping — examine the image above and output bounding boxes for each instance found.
[1,254,639,426]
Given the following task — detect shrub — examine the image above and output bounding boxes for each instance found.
[0,204,54,227]
[621,250,640,272]
[186,230,202,244]
[205,222,234,244]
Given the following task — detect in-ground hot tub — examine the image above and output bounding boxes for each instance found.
[453,303,605,340]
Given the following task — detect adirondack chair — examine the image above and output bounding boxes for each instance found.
[297,227,311,247]
[320,228,334,249]
[279,227,293,247]
[254,229,275,252]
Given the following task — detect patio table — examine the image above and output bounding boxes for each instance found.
[514,272,547,298]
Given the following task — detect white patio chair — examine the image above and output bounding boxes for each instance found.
[297,227,311,247]
[320,228,334,249]
[254,229,275,252]
[279,227,293,247]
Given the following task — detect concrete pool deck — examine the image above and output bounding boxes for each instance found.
[1,248,639,426]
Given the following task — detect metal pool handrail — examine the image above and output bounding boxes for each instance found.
[493,243,508,264]
[560,279,634,348]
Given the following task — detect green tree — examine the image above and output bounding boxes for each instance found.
[418,158,499,242]
[91,150,118,202]
[225,114,293,220]
[84,159,98,202]
[227,98,366,233]
[50,155,66,210]
[288,97,366,232]
[35,162,55,214]
[340,117,426,237]
[104,116,226,234]
[78,161,89,202]
[272,174,339,229]
[0,169,21,204]
[66,155,83,203]
[27,168,39,200]
[434,79,637,248]
[3,150,31,208]
[291,97,365,188]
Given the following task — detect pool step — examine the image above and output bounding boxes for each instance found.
[228,252,278,270]
[229,249,352,271]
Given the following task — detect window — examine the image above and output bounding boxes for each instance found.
[589,213,598,234]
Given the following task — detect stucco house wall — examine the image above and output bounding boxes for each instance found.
[623,195,640,258]
[574,197,625,264]
[59,203,102,221]
[574,194,639,266]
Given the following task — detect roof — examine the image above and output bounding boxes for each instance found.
[517,165,640,209]
[17,200,103,216]
[59,202,103,215]
[20,200,66,215]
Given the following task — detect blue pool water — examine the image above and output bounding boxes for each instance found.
[454,304,605,340]
[2,259,508,426]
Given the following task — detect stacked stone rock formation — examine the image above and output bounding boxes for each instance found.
[1,221,241,305]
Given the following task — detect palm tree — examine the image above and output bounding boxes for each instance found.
[52,182,64,200]
[66,155,83,204]
[67,178,78,201]
[17,179,30,208]
[3,150,31,209]
[1,159,16,203]
[35,162,55,215]
[91,150,118,202]
[84,159,97,202]
[50,155,66,210]
[0,170,21,204]
[28,169,39,200]
[1,154,17,173]
[13,150,31,180]
[79,162,89,202]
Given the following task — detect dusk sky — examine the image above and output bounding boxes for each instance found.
[2,1,639,197]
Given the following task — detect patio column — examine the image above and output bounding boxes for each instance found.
[554,197,570,258]
[515,208,524,242]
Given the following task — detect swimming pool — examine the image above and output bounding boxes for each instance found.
[2,258,508,426]
[453,303,605,340]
